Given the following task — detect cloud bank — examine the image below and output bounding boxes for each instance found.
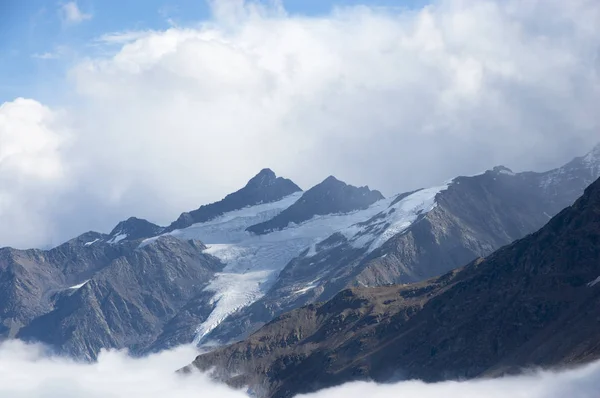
[1,339,600,398]
[2,0,600,248]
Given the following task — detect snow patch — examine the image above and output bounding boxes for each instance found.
[346,183,450,252]
[68,280,90,290]
[84,238,100,246]
[588,276,600,287]
[108,233,127,244]
[292,284,317,296]
[498,169,515,176]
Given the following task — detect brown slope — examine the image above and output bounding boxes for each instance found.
[188,176,600,398]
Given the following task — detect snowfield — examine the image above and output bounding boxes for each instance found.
[140,182,451,344]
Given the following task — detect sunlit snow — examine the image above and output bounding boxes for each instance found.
[68,280,90,290]
[108,233,127,244]
[141,183,451,344]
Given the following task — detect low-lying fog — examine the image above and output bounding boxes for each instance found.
[1,340,598,398]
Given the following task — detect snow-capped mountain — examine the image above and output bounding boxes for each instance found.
[107,217,164,243]
[198,151,600,345]
[246,175,384,234]
[165,168,301,232]
[1,144,599,359]
[140,178,442,344]
[188,173,600,398]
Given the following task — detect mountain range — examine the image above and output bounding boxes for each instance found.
[0,143,599,364]
[187,161,600,398]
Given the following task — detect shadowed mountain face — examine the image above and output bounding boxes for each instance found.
[0,237,134,340]
[13,237,222,360]
[246,176,384,234]
[188,176,600,398]
[166,169,302,232]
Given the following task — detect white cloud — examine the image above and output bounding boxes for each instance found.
[1,339,600,397]
[60,1,92,24]
[32,46,69,60]
[2,0,600,248]
[0,99,70,248]
[96,31,154,45]
[302,363,600,398]
[32,52,60,60]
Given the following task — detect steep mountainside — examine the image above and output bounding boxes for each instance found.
[188,175,600,398]
[17,237,221,360]
[165,169,302,232]
[0,236,134,339]
[0,229,222,360]
[199,153,600,345]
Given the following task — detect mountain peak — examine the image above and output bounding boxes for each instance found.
[246,177,384,234]
[490,165,515,176]
[322,175,341,184]
[165,170,302,232]
[246,168,278,188]
[108,217,163,242]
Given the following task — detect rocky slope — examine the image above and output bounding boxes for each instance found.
[17,237,222,360]
[188,175,600,398]
[0,220,223,360]
[0,235,135,340]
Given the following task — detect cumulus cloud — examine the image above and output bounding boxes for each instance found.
[2,0,600,248]
[0,99,70,248]
[1,339,600,397]
[60,1,92,24]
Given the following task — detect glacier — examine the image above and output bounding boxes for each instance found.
[140,182,451,344]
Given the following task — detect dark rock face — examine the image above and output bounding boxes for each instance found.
[165,169,301,232]
[246,176,384,234]
[107,217,164,242]
[189,176,600,398]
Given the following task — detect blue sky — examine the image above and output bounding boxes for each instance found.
[0,0,427,104]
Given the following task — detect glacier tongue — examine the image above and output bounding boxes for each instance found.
[142,183,451,345]
[346,183,450,252]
